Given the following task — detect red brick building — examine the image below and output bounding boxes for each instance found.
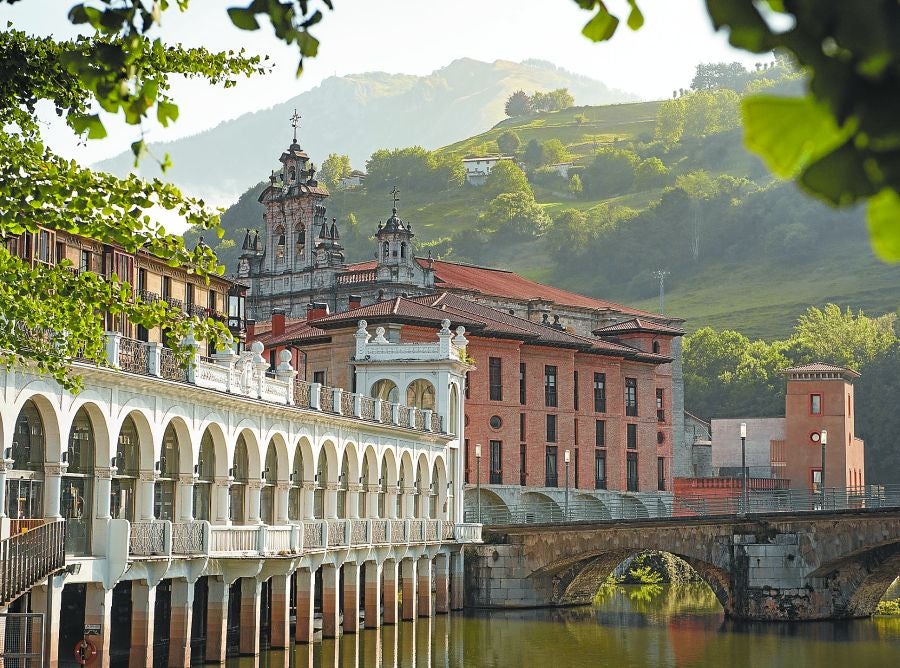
[253,289,682,519]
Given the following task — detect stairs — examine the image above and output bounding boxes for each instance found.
[0,519,66,607]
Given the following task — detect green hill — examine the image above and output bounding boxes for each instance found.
[206,97,900,341]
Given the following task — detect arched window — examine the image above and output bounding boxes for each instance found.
[154,424,179,521]
[112,416,140,521]
[193,430,215,522]
[230,435,250,524]
[294,223,305,260]
[275,225,286,261]
[6,400,46,519]
[289,446,304,521]
[448,384,459,435]
[652,340,660,354]
[313,449,328,518]
[63,408,94,555]
[288,166,296,182]
[261,441,278,525]
[400,242,407,259]
[337,452,350,519]
[430,462,440,519]
[382,241,390,259]
[371,379,399,404]
[406,379,436,412]
[359,455,370,518]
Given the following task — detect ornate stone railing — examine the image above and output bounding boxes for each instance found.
[327,520,347,547]
[350,519,368,544]
[441,521,455,541]
[425,519,439,542]
[294,379,311,408]
[397,405,411,428]
[129,520,170,556]
[391,519,407,543]
[319,387,334,413]
[380,401,393,423]
[454,522,482,543]
[209,526,258,554]
[160,347,188,382]
[414,410,425,431]
[304,521,324,549]
[119,337,149,374]
[409,519,425,542]
[360,396,376,420]
[264,526,293,553]
[371,519,389,544]
[341,392,354,416]
[172,521,207,555]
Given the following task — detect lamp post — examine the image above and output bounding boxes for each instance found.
[740,422,747,516]
[475,443,482,524]
[820,428,828,510]
[564,449,570,522]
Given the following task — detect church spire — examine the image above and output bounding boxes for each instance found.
[290,108,301,144]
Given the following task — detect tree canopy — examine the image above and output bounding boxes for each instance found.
[319,153,352,190]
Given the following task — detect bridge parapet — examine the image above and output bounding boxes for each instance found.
[465,508,900,621]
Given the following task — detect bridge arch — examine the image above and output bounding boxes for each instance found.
[463,487,509,523]
[813,538,900,617]
[574,494,611,521]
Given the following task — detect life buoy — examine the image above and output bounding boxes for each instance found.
[74,638,98,665]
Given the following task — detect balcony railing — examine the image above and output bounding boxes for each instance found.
[129,520,170,556]
[0,519,66,607]
[100,334,449,435]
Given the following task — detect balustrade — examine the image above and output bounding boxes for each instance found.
[209,526,258,554]
[129,520,169,556]
[319,387,335,413]
[294,379,311,408]
[371,519,389,544]
[425,519,439,542]
[397,405,411,428]
[341,392,355,416]
[265,526,292,553]
[391,519,407,544]
[350,519,368,544]
[327,520,347,547]
[172,521,207,555]
[414,410,425,430]
[380,401,393,423]
[303,521,324,549]
[119,337,149,374]
[360,396,376,420]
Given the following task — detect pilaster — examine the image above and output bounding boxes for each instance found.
[417,557,432,618]
[238,577,262,656]
[269,574,291,648]
[294,569,316,644]
[205,578,229,663]
[364,562,383,629]
[321,564,340,638]
[342,562,360,634]
[401,558,417,621]
[129,580,157,668]
[168,579,194,667]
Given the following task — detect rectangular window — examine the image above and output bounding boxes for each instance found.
[269,349,276,371]
[490,440,502,484]
[519,413,526,442]
[162,276,172,300]
[137,267,147,293]
[810,394,822,415]
[519,362,526,405]
[594,373,606,412]
[489,357,503,401]
[55,240,66,265]
[595,420,606,447]
[519,444,527,486]
[627,423,637,449]
[595,451,606,490]
[208,289,217,311]
[464,439,470,484]
[656,388,665,422]
[465,372,470,399]
[573,371,579,410]
[544,365,558,407]
[313,370,326,386]
[574,419,579,446]
[545,446,558,487]
[657,457,666,491]
[35,229,54,264]
[625,377,638,417]
[811,468,822,493]
[627,452,639,492]
[186,283,195,308]
[546,414,557,443]
[80,250,92,274]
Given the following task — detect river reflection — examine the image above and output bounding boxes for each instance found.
[229,585,900,668]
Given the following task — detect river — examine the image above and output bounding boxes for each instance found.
[229,583,900,667]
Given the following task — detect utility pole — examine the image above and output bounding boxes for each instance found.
[652,269,670,315]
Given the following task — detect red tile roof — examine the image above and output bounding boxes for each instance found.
[252,320,329,347]
[782,362,860,378]
[592,318,685,336]
[345,258,676,320]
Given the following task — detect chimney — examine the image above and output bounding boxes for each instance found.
[307,302,330,321]
[348,294,362,310]
[272,308,286,336]
[246,319,256,338]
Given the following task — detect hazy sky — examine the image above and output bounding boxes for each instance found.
[3,0,767,165]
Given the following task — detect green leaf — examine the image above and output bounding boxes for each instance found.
[582,6,619,42]
[227,7,260,30]
[70,113,107,139]
[742,95,851,179]
[799,141,878,206]
[626,0,644,30]
[156,100,179,127]
[866,188,900,262]
[131,139,148,166]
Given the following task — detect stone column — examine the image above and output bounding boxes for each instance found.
[385,488,399,519]
[321,564,340,638]
[84,583,113,668]
[130,580,157,668]
[295,569,316,644]
[269,574,291,648]
[417,557,432,618]
[301,483,316,520]
[42,463,65,519]
[346,483,361,520]
[450,551,464,611]
[205,577,230,664]
[246,480,263,524]
[366,484,380,518]
[275,483,290,525]
[238,577,262,656]
[364,561,383,629]
[434,553,450,614]
[342,562,361,634]
[168,579,195,667]
[137,471,156,521]
[383,560,398,625]
[175,475,194,522]
[95,467,114,520]
[400,559,417,621]
[30,575,63,666]
[212,478,231,525]
[324,483,339,519]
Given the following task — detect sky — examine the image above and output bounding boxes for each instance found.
[2,0,769,165]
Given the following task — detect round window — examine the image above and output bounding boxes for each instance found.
[489,415,502,430]
[810,431,821,443]
[657,431,665,444]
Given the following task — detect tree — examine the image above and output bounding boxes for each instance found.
[484,160,531,197]
[542,138,569,165]
[568,173,583,197]
[790,304,897,371]
[581,148,639,198]
[523,139,546,167]
[690,61,752,92]
[635,158,669,190]
[365,146,463,192]
[478,190,550,239]
[655,97,686,145]
[319,153,352,190]
[497,130,521,155]
[0,6,280,389]
[573,0,900,261]
[505,90,532,117]
[531,88,575,112]
[548,208,591,256]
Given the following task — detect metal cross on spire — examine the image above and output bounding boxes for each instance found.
[390,185,400,211]
[290,109,301,143]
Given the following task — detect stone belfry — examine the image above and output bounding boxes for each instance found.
[241,109,331,317]
[375,186,421,284]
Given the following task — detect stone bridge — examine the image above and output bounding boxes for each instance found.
[465,508,900,621]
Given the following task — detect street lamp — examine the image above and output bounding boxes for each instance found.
[820,428,828,510]
[475,443,482,524]
[564,449,571,521]
[740,422,747,516]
